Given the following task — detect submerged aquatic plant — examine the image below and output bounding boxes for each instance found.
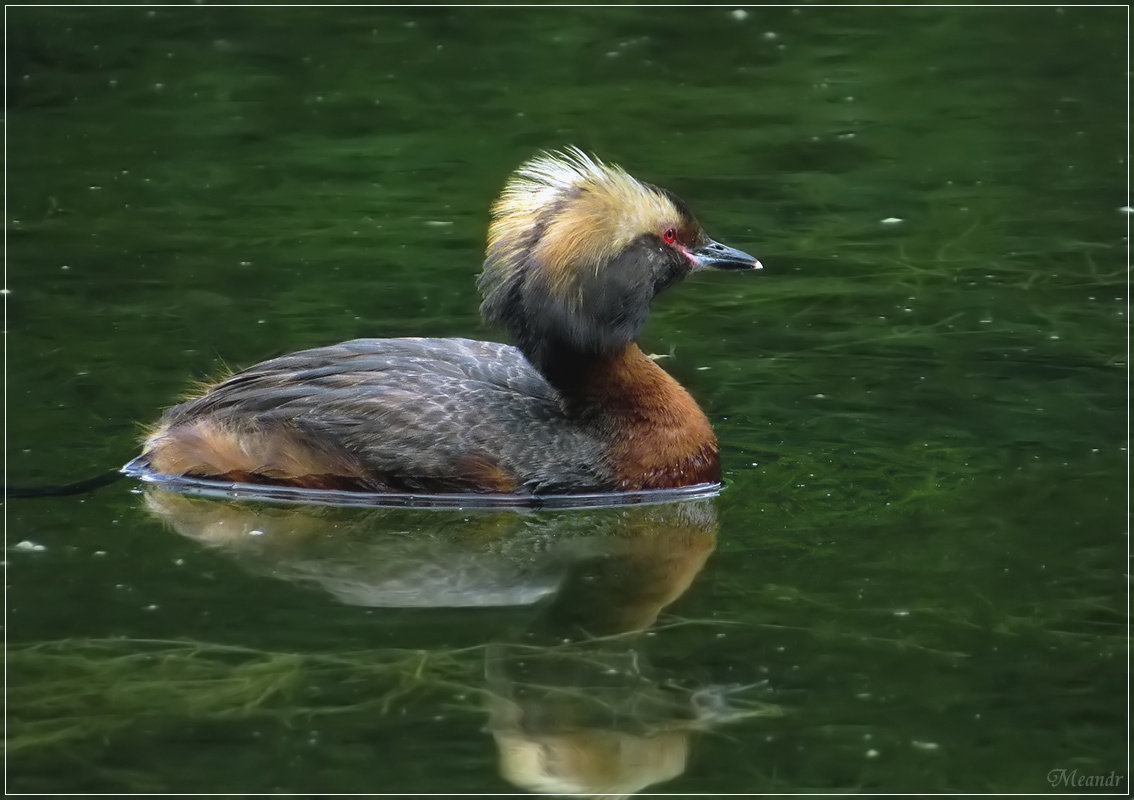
[8,619,780,759]
[9,636,473,755]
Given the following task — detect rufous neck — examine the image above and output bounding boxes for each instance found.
[539,342,721,490]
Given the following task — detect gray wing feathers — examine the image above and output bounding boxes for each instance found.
[160,338,611,491]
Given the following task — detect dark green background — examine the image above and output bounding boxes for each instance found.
[6,4,1127,794]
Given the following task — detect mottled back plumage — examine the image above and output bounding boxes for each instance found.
[141,338,613,493]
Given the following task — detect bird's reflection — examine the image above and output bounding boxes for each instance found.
[140,488,769,795]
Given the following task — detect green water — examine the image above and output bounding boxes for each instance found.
[6,5,1127,795]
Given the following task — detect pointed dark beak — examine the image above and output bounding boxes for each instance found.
[689,238,763,271]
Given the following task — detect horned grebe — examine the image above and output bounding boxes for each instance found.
[127,149,761,494]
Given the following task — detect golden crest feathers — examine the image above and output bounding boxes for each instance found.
[483,148,682,291]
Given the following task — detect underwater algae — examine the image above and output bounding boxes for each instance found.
[7,624,780,759]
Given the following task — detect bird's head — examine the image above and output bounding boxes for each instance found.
[478,148,761,371]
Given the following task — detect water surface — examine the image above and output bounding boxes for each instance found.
[6,5,1127,794]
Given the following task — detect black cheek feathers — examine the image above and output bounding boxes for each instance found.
[571,235,689,348]
[480,235,692,385]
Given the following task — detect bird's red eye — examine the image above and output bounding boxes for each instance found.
[663,227,678,244]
